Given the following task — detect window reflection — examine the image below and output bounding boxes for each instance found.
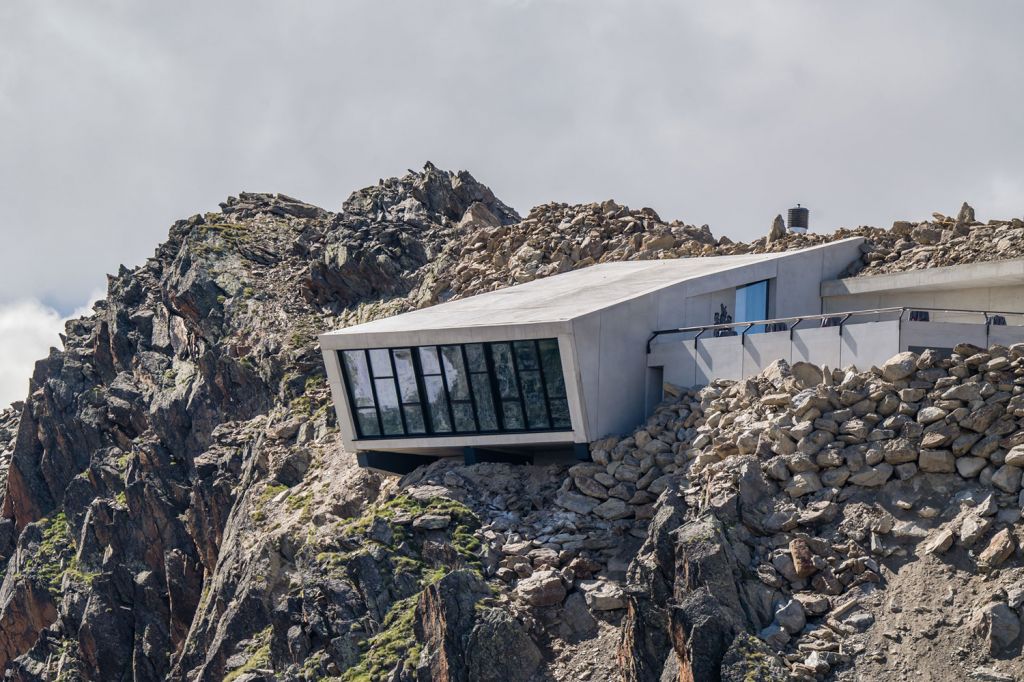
[735,280,769,334]
[339,339,571,439]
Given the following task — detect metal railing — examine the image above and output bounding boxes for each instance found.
[646,306,1022,353]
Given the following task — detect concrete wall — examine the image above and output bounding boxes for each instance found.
[583,239,864,438]
[823,285,1024,314]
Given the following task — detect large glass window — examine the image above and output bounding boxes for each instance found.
[338,339,572,439]
[735,280,770,334]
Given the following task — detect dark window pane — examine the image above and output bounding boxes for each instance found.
[537,340,566,398]
[465,344,487,372]
[491,343,519,399]
[441,346,470,400]
[452,402,476,432]
[419,346,441,375]
[369,349,393,377]
[374,379,403,435]
[424,376,452,432]
[403,405,426,434]
[392,349,419,403]
[356,407,380,436]
[550,399,571,428]
[341,351,375,408]
[471,374,498,431]
[502,401,525,429]
[514,341,539,370]
[520,370,549,429]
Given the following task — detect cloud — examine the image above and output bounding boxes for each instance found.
[0,294,101,407]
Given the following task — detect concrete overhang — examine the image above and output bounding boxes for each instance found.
[821,257,1024,298]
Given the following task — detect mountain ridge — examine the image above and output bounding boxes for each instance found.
[0,164,1023,680]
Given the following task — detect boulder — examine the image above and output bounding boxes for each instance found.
[978,528,1015,569]
[413,514,451,530]
[791,362,824,389]
[991,465,1022,494]
[918,449,955,473]
[974,602,1021,656]
[515,570,566,606]
[579,580,627,611]
[774,598,806,634]
[881,352,918,382]
[789,538,817,578]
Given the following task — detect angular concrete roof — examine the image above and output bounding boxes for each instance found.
[324,239,861,338]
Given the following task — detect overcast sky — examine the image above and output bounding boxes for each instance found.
[1,1,1024,405]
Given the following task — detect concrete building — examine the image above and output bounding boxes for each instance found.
[319,237,1024,472]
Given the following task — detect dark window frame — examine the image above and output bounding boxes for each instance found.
[339,339,573,440]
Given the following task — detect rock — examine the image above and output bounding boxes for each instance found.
[977,528,1015,568]
[974,602,1021,655]
[925,527,955,555]
[558,592,598,639]
[767,214,786,243]
[789,538,817,578]
[959,515,992,548]
[958,201,976,223]
[579,579,627,611]
[848,463,893,487]
[575,476,609,500]
[956,457,987,478]
[917,406,947,425]
[785,472,822,498]
[466,608,542,682]
[515,569,566,606]
[555,491,598,515]
[413,514,451,530]
[881,352,919,382]
[774,598,806,634]
[919,449,955,473]
[991,464,1022,494]
[791,362,824,389]
[844,611,875,632]
[592,498,632,520]
[758,621,790,649]
[1004,445,1024,467]
[720,632,788,680]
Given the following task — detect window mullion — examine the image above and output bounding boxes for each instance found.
[387,349,409,435]
[507,341,528,430]
[532,339,553,428]
[410,347,434,436]
[436,347,458,432]
[482,343,506,431]
[458,344,482,431]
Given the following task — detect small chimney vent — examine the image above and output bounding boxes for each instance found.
[788,204,809,233]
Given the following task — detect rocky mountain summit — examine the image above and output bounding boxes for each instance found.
[0,163,1023,681]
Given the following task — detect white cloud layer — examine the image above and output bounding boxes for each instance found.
[0,296,100,407]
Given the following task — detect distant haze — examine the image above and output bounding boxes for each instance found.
[1,1,1024,405]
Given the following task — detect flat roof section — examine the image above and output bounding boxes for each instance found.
[821,257,1024,298]
[324,239,862,338]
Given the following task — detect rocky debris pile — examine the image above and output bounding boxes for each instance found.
[435,200,718,297]
[850,202,1024,278]
[618,344,1024,680]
